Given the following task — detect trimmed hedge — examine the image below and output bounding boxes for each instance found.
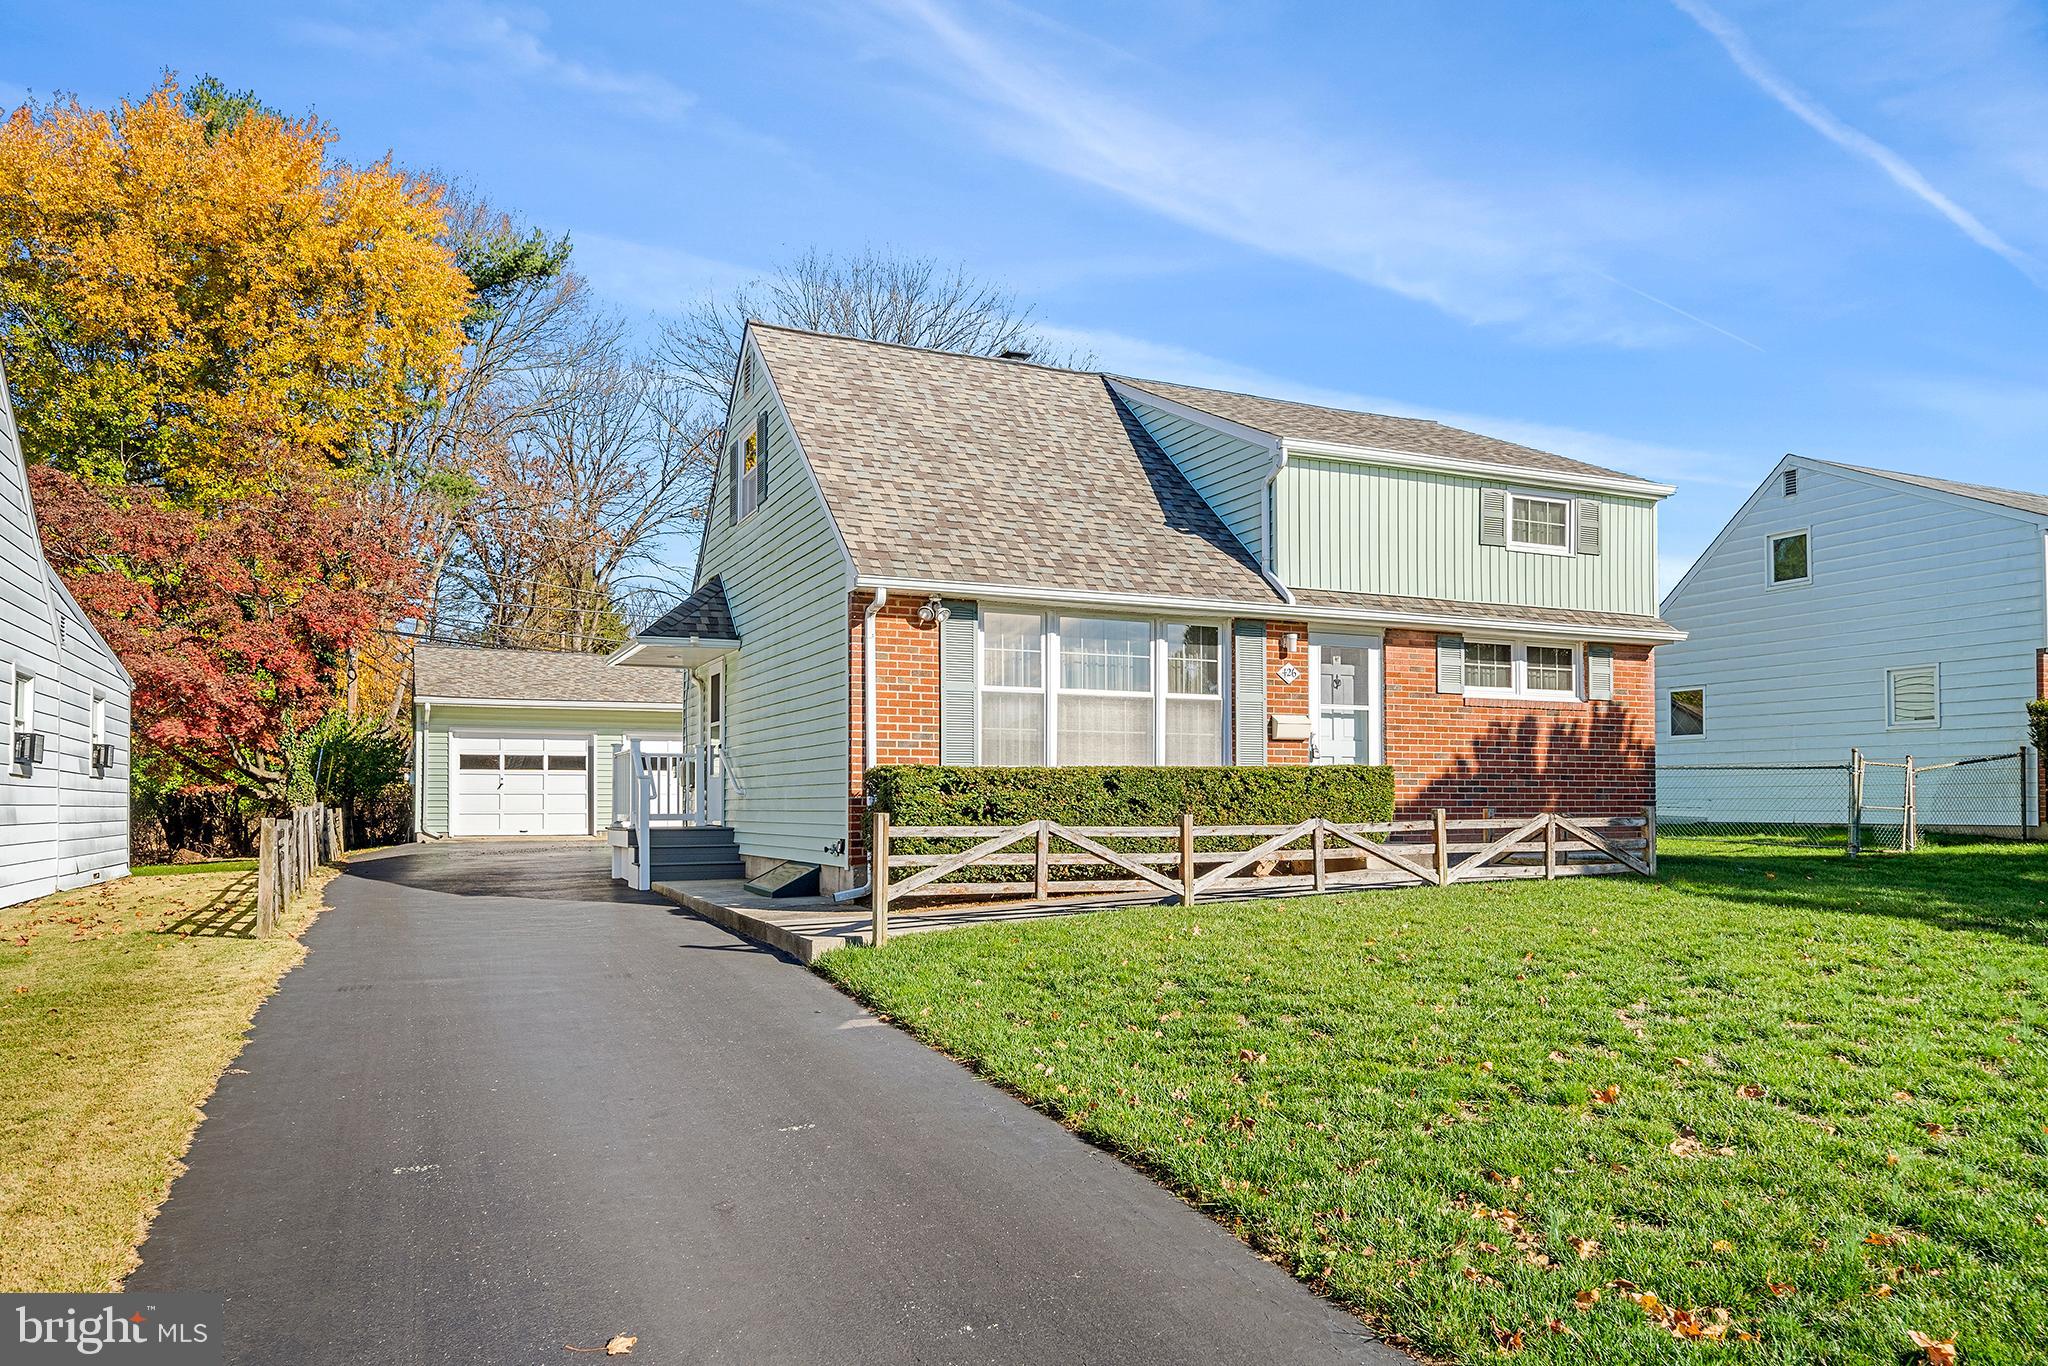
[2030,700,2048,761]
[865,764,1396,828]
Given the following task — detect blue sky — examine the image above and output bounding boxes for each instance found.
[10,0,2048,596]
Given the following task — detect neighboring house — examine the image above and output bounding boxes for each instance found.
[613,324,1681,892]
[1658,456,2048,825]
[0,358,133,909]
[410,643,684,838]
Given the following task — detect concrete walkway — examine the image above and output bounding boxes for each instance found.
[131,841,1402,1366]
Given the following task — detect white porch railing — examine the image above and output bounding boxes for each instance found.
[611,739,729,890]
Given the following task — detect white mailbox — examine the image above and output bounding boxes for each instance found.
[1267,713,1312,743]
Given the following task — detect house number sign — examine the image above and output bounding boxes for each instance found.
[1276,662,1302,684]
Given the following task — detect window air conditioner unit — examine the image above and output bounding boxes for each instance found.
[14,731,46,767]
[92,742,114,772]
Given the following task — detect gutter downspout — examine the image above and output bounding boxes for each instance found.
[1260,444,1295,606]
[414,700,430,840]
[835,587,889,902]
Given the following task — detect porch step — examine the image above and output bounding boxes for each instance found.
[643,824,744,881]
[650,855,749,881]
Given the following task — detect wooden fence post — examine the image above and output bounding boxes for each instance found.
[1180,812,1196,907]
[1312,821,1327,893]
[1544,813,1558,880]
[256,818,279,937]
[1848,747,1863,857]
[1433,808,1449,887]
[870,811,890,947]
[1644,804,1658,876]
[1034,821,1050,900]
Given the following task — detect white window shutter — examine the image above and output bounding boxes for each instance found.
[1233,624,1267,764]
[939,602,979,765]
[1437,635,1465,694]
[1479,489,1507,546]
[1587,645,1614,700]
[1577,500,1602,555]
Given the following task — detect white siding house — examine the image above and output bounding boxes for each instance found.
[1658,456,2048,827]
[0,360,134,908]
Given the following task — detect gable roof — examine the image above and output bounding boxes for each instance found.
[1815,459,2048,520]
[748,325,1277,601]
[413,642,683,706]
[641,576,737,641]
[1113,376,1640,484]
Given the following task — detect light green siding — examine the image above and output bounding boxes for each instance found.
[695,371,855,868]
[416,702,684,837]
[1119,393,1270,563]
[1275,458,1658,616]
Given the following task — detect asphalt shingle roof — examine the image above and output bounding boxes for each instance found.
[642,576,737,641]
[1819,460,2048,520]
[750,326,1276,600]
[413,643,683,706]
[1114,376,1639,483]
[1288,588,1676,635]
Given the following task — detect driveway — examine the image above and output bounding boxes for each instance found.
[131,841,1400,1365]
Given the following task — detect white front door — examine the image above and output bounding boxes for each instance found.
[1310,634,1383,765]
[702,663,726,825]
[451,735,592,836]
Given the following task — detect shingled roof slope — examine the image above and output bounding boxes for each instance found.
[749,326,1277,600]
[414,643,683,706]
[1817,460,2048,520]
[1289,588,1676,635]
[642,576,737,640]
[1114,376,1640,483]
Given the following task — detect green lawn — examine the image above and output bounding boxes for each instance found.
[0,866,330,1292]
[820,838,2048,1364]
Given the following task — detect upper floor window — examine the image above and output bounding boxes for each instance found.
[734,429,762,521]
[1464,640,1580,701]
[1769,530,1810,586]
[1509,494,1571,552]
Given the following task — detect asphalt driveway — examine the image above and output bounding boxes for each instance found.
[131,841,1399,1365]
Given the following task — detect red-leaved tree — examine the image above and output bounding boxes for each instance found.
[30,466,423,803]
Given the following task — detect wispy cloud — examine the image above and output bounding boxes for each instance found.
[572,233,755,313]
[297,2,693,123]
[1671,0,2045,288]
[852,0,1750,350]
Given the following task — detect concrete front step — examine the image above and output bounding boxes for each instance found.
[650,857,748,881]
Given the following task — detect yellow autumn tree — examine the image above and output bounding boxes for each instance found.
[0,77,472,500]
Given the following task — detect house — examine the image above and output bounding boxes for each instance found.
[1657,456,2048,827]
[410,643,685,838]
[0,358,133,909]
[611,324,1682,893]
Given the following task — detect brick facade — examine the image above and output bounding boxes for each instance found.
[1381,629,1655,818]
[840,604,1659,868]
[845,590,943,867]
[1264,620,1311,765]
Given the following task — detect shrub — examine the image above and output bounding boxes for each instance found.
[865,765,1396,891]
[2030,700,2048,759]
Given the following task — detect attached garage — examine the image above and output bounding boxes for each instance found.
[411,644,687,841]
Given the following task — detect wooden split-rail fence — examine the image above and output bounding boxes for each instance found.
[866,807,1655,946]
[255,803,346,937]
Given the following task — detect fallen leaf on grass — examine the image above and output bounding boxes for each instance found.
[1711,1239,1734,1253]
[1567,1236,1602,1260]
[1573,1289,1600,1311]
[1493,1326,1524,1354]
[1907,1331,1958,1366]
[1590,1085,1622,1106]
[1766,1282,1795,1298]
[1736,1083,1765,1100]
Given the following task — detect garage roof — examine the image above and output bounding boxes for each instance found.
[414,643,684,706]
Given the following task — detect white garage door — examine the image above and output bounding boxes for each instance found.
[451,736,591,837]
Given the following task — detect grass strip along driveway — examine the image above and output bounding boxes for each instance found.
[1,866,329,1292]
[822,837,2048,1364]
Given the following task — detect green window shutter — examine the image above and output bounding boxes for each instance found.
[754,410,771,504]
[726,435,739,526]
[939,601,979,766]
[1479,488,1507,546]
[1587,645,1614,700]
[1577,499,1602,555]
[1233,623,1267,765]
[1437,634,1465,694]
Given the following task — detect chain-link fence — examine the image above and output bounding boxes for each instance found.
[1658,750,2032,855]
[1657,762,1854,850]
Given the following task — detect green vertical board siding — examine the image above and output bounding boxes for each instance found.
[1276,458,1658,616]
[418,703,685,837]
[1120,394,1270,565]
[695,380,856,867]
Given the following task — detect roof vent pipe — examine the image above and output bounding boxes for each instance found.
[997,349,1032,361]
